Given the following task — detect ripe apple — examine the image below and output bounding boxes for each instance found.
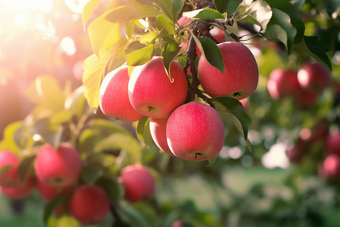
[166,101,225,161]
[318,154,340,180]
[293,84,319,107]
[128,56,188,118]
[69,185,110,225]
[149,118,175,156]
[297,62,330,92]
[0,151,21,187]
[267,69,300,100]
[99,65,143,122]
[286,139,305,164]
[119,164,155,202]
[326,132,340,156]
[0,177,35,199]
[34,143,82,187]
[36,178,73,201]
[172,220,184,227]
[198,42,259,100]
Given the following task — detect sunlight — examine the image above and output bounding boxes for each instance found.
[262,143,290,169]
[60,37,76,56]
[14,12,28,26]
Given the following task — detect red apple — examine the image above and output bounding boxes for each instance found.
[326,132,340,156]
[172,220,184,227]
[166,101,225,161]
[297,62,330,92]
[198,42,258,100]
[69,185,110,225]
[294,87,318,107]
[99,65,143,122]
[0,177,35,199]
[286,139,305,164]
[0,151,21,187]
[318,154,340,180]
[34,143,82,187]
[128,56,188,118]
[36,178,73,201]
[119,164,155,202]
[267,69,299,100]
[149,118,174,156]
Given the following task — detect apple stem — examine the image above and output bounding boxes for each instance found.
[195,153,201,158]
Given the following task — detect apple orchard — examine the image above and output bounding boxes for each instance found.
[0,0,339,227]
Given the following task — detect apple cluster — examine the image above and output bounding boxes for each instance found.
[99,40,259,161]
[0,143,155,225]
[267,62,330,107]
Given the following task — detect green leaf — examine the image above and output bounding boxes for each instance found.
[78,129,103,154]
[81,166,102,184]
[82,0,102,28]
[265,9,297,53]
[245,0,272,31]
[96,177,121,204]
[0,165,14,179]
[227,0,243,18]
[17,155,36,183]
[161,41,181,81]
[140,32,159,44]
[126,44,155,66]
[86,119,131,136]
[207,156,217,167]
[64,85,87,119]
[264,0,305,44]
[215,97,252,151]
[213,0,229,13]
[118,200,150,227]
[156,15,175,36]
[183,9,225,19]
[30,118,62,150]
[126,21,136,38]
[50,110,73,124]
[194,36,225,74]
[43,196,69,225]
[172,0,185,22]
[158,0,174,21]
[136,116,149,143]
[47,215,79,227]
[294,36,332,71]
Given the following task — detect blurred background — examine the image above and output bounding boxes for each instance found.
[0,0,340,227]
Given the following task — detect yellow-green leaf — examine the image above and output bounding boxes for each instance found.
[82,0,102,28]
[140,32,159,44]
[126,44,155,66]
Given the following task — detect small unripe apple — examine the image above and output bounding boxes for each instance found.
[198,42,258,100]
[326,132,340,156]
[69,185,110,225]
[0,151,21,187]
[119,164,155,202]
[36,178,73,201]
[297,62,330,92]
[166,101,225,161]
[149,118,174,156]
[99,65,143,122]
[267,69,299,100]
[0,177,35,199]
[34,143,82,187]
[128,56,188,118]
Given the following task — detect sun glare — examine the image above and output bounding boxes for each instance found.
[14,12,28,26]
[60,37,76,56]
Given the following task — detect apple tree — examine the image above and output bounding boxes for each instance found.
[0,0,339,226]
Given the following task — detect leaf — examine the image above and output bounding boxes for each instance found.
[172,0,185,22]
[265,9,297,53]
[30,118,62,150]
[156,15,175,36]
[207,156,217,167]
[118,200,150,227]
[47,215,79,227]
[214,97,252,151]
[140,32,159,44]
[183,9,225,19]
[64,85,87,119]
[158,0,174,21]
[126,21,136,38]
[263,0,305,44]
[81,166,102,184]
[245,0,272,31]
[17,155,36,183]
[194,36,225,73]
[0,165,14,179]
[126,44,155,66]
[96,177,121,204]
[0,121,23,155]
[227,0,243,18]
[82,0,102,28]
[213,0,229,13]
[161,41,181,81]
[294,36,332,71]
[50,110,73,124]
[136,116,150,144]
[43,196,69,224]
[86,119,131,136]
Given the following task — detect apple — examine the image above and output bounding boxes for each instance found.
[34,143,82,187]
[69,185,110,225]
[172,220,184,227]
[119,164,155,202]
[297,62,330,93]
[128,56,188,118]
[267,69,300,100]
[36,178,73,201]
[198,42,259,100]
[294,85,318,107]
[326,132,340,156]
[286,139,305,164]
[0,177,35,199]
[0,151,21,187]
[99,65,143,122]
[149,118,174,156]
[318,154,340,180]
[166,101,225,161]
